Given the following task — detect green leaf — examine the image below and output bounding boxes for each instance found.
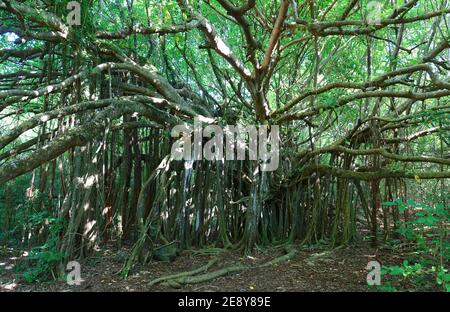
[444,274,450,282]
[388,266,404,275]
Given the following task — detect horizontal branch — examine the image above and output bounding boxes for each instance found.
[0,99,183,185]
[0,47,45,60]
[0,0,68,38]
[383,127,448,143]
[291,9,450,37]
[272,62,448,117]
[277,89,450,123]
[0,99,113,150]
[294,164,450,182]
[95,20,202,39]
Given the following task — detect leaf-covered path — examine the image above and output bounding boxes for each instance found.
[1,241,413,292]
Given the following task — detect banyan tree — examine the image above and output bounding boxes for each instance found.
[0,0,448,279]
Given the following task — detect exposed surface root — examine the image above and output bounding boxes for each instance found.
[1,241,409,292]
[259,247,297,268]
[149,258,218,286]
[171,265,249,285]
[150,246,298,287]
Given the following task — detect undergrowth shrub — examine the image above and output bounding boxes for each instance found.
[379,197,449,292]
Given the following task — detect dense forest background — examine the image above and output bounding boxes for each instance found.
[0,0,448,292]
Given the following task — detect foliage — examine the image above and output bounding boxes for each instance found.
[380,197,450,292]
[2,190,65,283]
[0,0,448,290]
[20,216,65,283]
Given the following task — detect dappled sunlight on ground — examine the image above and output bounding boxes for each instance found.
[0,241,407,292]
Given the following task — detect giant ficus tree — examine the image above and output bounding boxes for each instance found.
[0,0,448,275]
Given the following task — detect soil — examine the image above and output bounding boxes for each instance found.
[0,240,408,292]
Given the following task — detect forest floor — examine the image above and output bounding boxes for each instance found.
[0,240,408,292]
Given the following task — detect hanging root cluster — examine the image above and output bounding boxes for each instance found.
[0,0,448,284]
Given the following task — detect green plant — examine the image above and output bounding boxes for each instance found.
[373,281,397,292]
[381,197,449,291]
[21,217,64,283]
